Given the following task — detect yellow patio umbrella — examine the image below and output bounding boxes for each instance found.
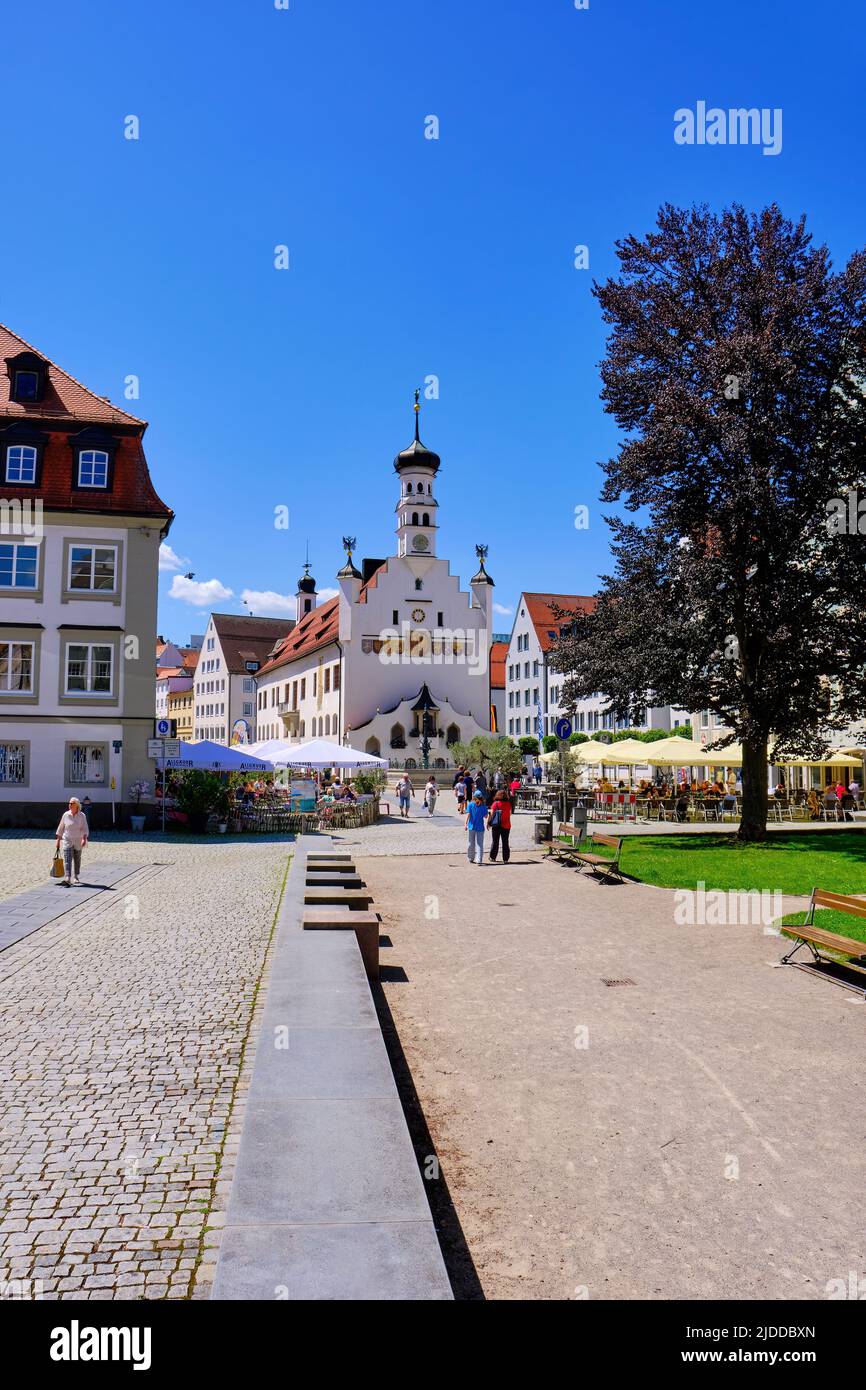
[775,752,861,767]
[594,738,654,764]
[564,741,615,764]
[644,736,712,764]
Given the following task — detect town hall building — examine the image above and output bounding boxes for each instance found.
[254,402,495,766]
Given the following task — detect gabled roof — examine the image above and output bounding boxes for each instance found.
[0,322,146,426]
[255,597,340,677]
[210,613,297,673]
[489,640,507,689]
[521,592,597,652]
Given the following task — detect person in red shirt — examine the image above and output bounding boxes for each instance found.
[489,790,513,863]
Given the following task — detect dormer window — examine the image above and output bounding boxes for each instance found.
[6,352,47,404]
[13,371,40,402]
[77,450,110,488]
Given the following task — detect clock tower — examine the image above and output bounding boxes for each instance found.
[394,391,440,579]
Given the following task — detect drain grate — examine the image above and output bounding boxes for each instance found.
[601,977,636,987]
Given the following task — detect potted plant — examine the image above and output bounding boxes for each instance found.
[175,770,223,834]
[214,784,231,834]
[128,779,150,831]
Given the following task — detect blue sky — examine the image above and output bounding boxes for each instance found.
[2,0,864,637]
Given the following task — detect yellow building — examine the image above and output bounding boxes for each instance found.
[168,687,194,742]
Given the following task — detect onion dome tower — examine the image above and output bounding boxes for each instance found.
[394,389,440,570]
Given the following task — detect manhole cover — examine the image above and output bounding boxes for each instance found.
[601,978,636,987]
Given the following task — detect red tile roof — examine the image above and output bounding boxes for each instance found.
[256,597,340,676]
[489,640,507,689]
[211,614,297,674]
[0,322,145,426]
[522,592,597,651]
[0,322,172,520]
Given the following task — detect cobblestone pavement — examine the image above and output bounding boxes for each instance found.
[0,835,288,1300]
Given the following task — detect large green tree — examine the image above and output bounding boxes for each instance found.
[551,203,866,841]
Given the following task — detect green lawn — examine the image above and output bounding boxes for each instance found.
[779,908,866,948]
[562,830,866,894]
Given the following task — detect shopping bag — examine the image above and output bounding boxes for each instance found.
[51,853,65,879]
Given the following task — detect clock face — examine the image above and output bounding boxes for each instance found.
[412,534,429,552]
[412,608,426,622]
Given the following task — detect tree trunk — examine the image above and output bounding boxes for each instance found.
[737,735,768,842]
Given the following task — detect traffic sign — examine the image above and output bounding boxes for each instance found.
[155,718,171,737]
[147,739,165,760]
[163,739,181,758]
[554,717,573,740]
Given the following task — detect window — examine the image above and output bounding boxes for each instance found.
[65,643,113,695]
[422,512,429,525]
[393,610,399,625]
[437,611,443,627]
[242,677,254,693]
[533,660,539,677]
[333,665,340,691]
[243,702,253,717]
[0,742,26,783]
[13,370,40,402]
[300,678,306,700]
[5,445,37,484]
[68,545,117,592]
[415,578,423,591]
[412,512,419,525]
[67,743,106,784]
[0,543,37,588]
[77,450,110,489]
[0,642,33,692]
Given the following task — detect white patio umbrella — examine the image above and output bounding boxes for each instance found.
[277,737,388,770]
[162,740,274,772]
[244,738,303,767]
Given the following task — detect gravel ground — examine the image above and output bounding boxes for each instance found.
[361,848,866,1301]
[0,833,289,1301]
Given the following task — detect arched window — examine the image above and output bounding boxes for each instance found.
[446,723,460,745]
[365,737,381,756]
[299,720,305,738]
[390,722,405,749]
[412,512,419,526]
[324,714,330,735]
[406,482,413,493]
[5,444,38,484]
[422,512,429,525]
[414,578,423,591]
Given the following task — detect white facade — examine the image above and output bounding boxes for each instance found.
[1,514,163,820]
[505,593,688,741]
[253,413,495,767]
[192,617,259,745]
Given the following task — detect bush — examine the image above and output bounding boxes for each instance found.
[542,734,559,753]
[518,736,539,755]
[175,771,226,832]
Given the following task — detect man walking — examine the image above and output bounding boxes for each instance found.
[395,772,413,818]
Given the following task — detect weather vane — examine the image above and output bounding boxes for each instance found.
[475,543,489,562]
[342,536,357,557]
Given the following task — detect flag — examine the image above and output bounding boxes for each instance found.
[536,699,545,745]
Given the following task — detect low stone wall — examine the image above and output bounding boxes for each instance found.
[211,835,452,1300]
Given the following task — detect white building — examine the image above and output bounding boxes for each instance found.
[505,592,688,741]
[193,612,295,745]
[0,323,172,826]
[254,403,495,767]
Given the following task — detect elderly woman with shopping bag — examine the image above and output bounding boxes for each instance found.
[55,797,89,886]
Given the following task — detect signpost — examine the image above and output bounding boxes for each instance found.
[553,718,573,825]
[147,734,179,833]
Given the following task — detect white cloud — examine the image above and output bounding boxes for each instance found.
[159,542,189,572]
[317,587,339,602]
[170,575,234,606]
[240,589,296,617]
[493,602,514,616]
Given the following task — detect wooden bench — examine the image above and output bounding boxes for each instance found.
[573,833,624,885]
[546,822,585,864]
[781,889,866,995]
[302,907,380,981]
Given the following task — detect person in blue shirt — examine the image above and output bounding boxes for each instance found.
[465,790,488,865]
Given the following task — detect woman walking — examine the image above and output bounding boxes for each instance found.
[488,788,512,863]
[465,790,488,865]
[424,775,438,815]
[55,796,89,886]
